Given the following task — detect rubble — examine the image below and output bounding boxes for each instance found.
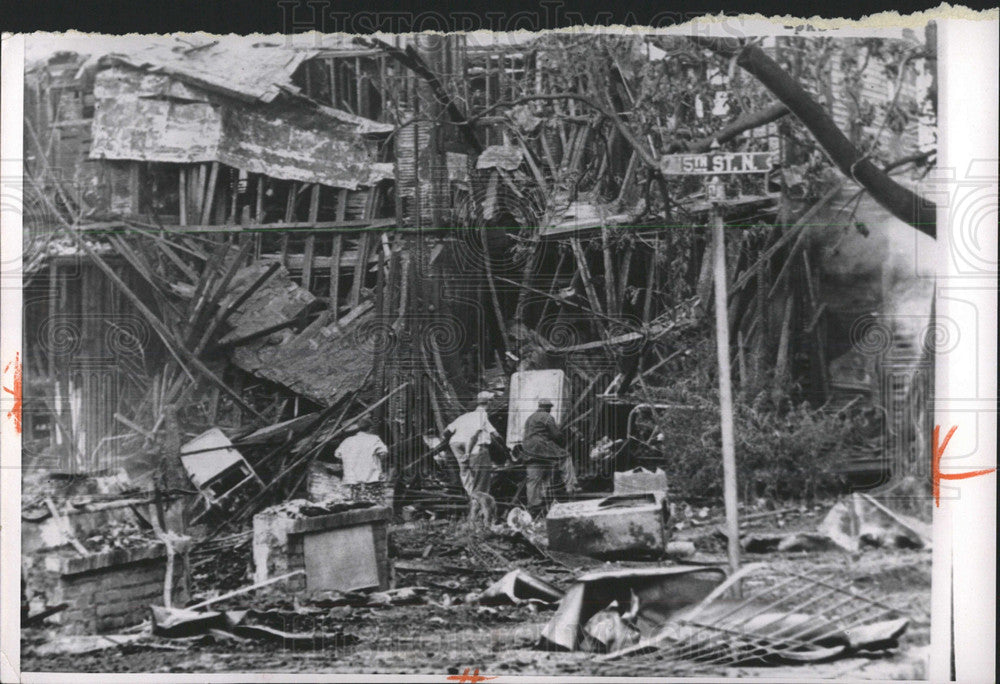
[818,493,932,552]
[19,31,933,677]
[477,570,564,606]
[252,500,391,594]
[541,566,728,651]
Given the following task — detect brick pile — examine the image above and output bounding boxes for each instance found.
[29,546,186,634]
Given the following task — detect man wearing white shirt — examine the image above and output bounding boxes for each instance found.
[335,415,388,484]
[445,391,501,498]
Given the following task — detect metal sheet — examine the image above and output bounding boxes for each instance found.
[506,369,570,446]
[217,101,392,190]
[101,39,317,103]
[180,427,245,487]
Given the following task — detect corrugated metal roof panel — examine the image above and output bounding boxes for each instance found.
[100,38,316,103]
[89,66,393,189]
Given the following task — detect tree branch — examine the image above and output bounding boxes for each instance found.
[690,36,936,238]
[682,102,790,153]
[883,149,935,174]
[356,37,482,154]
[471,92,660,168]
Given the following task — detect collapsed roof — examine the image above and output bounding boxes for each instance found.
[89,40,394,190]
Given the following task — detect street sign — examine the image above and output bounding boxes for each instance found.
[657,149,780,580]
[661,151,776,176]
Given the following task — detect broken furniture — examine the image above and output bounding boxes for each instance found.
[253,500,391,594]
[181,428,262,520]
[546,491,670,559]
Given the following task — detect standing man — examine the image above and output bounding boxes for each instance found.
[446,391,501,498]
[335,415,391,507]
[522,399,578,515]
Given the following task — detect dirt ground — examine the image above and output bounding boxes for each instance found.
[21,509,932,679]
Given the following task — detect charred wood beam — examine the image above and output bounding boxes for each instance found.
[49,222,265,420]
[193,261,282,356]
[690,36,936,237]
[214,262,281,327]
[187,240,254,350]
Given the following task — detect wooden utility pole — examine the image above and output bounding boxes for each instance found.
[661,152,776,580]
[710,193,741,578]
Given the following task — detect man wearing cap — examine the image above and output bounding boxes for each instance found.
[522,399,577,514]
[445,391,501,498]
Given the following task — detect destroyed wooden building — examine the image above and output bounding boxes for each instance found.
[22,34,933,503]
[18,35,940,664]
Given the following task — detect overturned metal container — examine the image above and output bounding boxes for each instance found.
[546,491,670,559]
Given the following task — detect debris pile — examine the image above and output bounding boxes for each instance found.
[20,32,933,676]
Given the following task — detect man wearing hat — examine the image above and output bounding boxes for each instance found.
[445,391,501,498]
[522,399,577,514]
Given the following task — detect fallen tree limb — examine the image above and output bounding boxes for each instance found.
[682,102,790,153]
[689,36,935,237]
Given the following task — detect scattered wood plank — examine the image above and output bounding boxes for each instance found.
[643,240,657,323]
[187,570,306,611]
[349,232,372,308]
[302,184,321,290]
[188,240,254,352]
[480,229,509,344]
[773,291,795,393]
[179,168,187,226]
[200,162,220,226]
[600,226,618,315]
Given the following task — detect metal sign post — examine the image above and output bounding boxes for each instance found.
[661,151,775,578]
